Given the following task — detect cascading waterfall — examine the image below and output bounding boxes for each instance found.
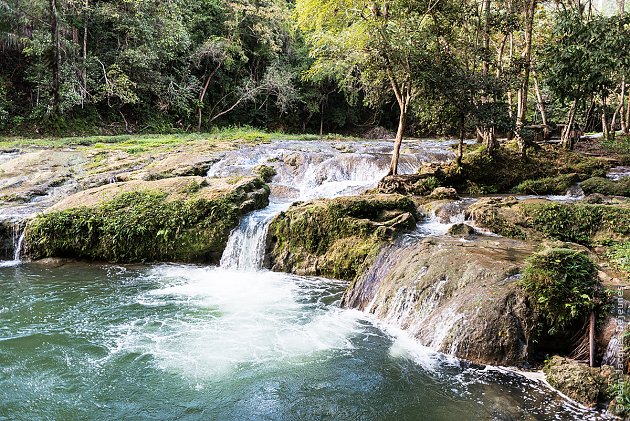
[216,139,449,271]
[0,139,611,420]
[0,220,26,267]
[13,222,25,261]
[220,203,290,271]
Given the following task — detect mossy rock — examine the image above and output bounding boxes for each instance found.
[24,176,270,263]
[438,143,615,194]
[265,194,418,281]
[253,164,277,182]
[342,235,538,366]
[469,198,630,246]
[521,202,630,245]
[467,197,527,239]
[520,248,607,336]
[581,176,630,197]
[514,173,579,195]
[543,356,621,408]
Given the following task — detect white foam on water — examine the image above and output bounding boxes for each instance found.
[111,266,363,380]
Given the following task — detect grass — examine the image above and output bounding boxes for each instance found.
[0,126,322,152]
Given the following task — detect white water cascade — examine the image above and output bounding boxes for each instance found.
[215,139,459,271]
[220,202,290,271]
[0,221,26,267]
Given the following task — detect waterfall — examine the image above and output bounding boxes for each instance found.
[0,221,26,267]
[220,203,290,271]
[602,335,621,367]
[214,139,455,271]
[13,222,26,261]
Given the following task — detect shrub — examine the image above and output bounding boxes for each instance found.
[521,248,608,335]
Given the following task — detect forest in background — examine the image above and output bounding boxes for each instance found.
[0,0,629,145]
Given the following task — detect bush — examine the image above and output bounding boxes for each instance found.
[521,248,608,335]
[607,242,630,278]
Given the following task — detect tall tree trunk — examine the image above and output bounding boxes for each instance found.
[561,99,578,149]
[589,311,595,368]
[515,0,537,157]
[49,0,61,115]
[625,91,630,134]
[320,100,324,138]
[388,104,407,175]
[532,72,549,139]
[602,108,609,140]
[506,33,515,140]
[612,77,625,134]
[197,63,221,131]
[457,113,465,167]
[479,0,497,155]
[82,0,88,97]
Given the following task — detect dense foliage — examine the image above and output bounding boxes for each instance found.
[521,248,607,335]
[1,0,629,149]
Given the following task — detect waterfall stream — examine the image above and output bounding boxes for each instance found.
[0,139,613,420]
[0,221,26,267]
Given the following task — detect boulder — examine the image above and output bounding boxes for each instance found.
[342,235,537,366]
[447,223,477,236]
[428,187,458,200]
[264,194,418,281]
[24,176,269,264]
[543,356,620,408]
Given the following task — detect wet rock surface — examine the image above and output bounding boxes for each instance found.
[543,356,622,409]
[24,176,269,264]
[264,194,418,281]
[342,235,537,366]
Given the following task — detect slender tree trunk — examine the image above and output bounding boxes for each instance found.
[82,0,88,97]
[197,63,221,131]
[388,105,407,175]
[584,98,595,132]
[319,100,324,138]
[532,72,549,139]
[457,113,465,167]
[561,99,578,149]
[496,33,508,78]
[479,0,497,155]
[612,77,625,134]
[589,311,595,368]
[602,109,609,140]
[49,0,61,115]
[515,0,537,157]
[625,91,630,134]
[506,33,515,140]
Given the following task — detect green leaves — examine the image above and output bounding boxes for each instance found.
[521,248,608,336]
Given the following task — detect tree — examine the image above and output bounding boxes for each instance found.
[295,0,439,175]
[541,11,630,148]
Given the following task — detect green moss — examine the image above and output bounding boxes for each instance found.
[581,177,630,197]
[440,143,613,194]
[25,187,261,263]
[267,195,417,281]
[412,176,440,196]
[521,248,607,335]
[521,202,630,245]
[253,164,277,182]
[514,173,579,195]
[607,242,630,279]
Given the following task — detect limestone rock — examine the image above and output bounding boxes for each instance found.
[342,236,537,366]
[264,194,418,281]
[428,187,458,200]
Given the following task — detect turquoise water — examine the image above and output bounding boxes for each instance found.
[0,263,607,420]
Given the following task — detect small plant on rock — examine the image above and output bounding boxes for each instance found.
[521,248,608,335]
